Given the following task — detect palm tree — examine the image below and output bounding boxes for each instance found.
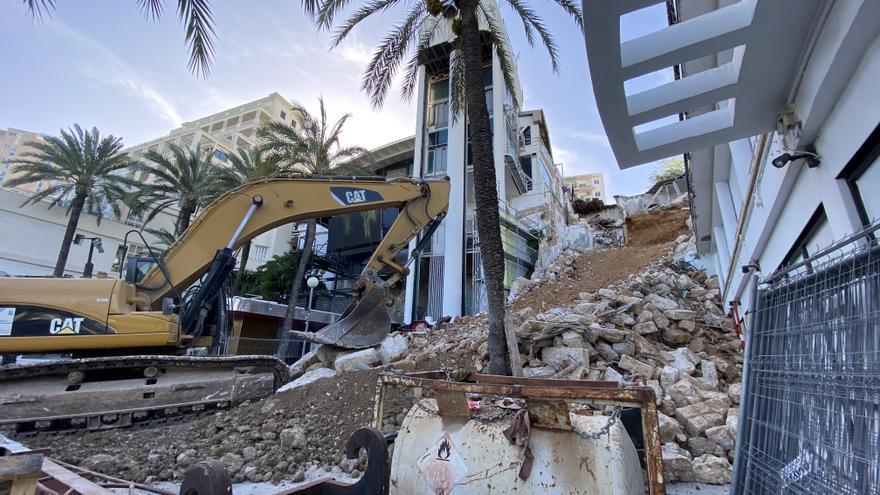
[22,0,215,77]
[131,143,221,237]
[6,125,134,277]
[213,146,287,295]
[259,98,370,353]
[310,0,582,375]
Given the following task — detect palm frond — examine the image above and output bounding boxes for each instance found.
[502,0,559,73]
[400,15,441,101]
[137,0,163,19]
[478,3,521,108]
[22,0,55,19]
[548,0,584,30]
[362,4,426,109]
[330,0,404,47]
[177,0,216,78]
[315,0,358,30]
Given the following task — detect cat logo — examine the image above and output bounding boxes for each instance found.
[345,189,368,204]
[49,317,85,335]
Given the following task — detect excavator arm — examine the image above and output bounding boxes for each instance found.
[134,175,450,348]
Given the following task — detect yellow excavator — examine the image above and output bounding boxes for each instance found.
[0,176,449,432]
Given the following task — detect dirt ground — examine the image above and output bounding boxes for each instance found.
[511,207,690,314]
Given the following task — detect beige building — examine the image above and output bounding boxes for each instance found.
[0,128,47,193]
[564,172,606,202]
[0,93,300,276]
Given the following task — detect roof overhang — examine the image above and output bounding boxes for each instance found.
[583,0,825,168]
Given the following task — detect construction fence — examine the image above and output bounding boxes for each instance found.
[733,225,880,494]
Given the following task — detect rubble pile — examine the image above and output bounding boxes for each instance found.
[22,205,741,486]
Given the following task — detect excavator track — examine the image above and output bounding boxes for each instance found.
[0,355,289,434]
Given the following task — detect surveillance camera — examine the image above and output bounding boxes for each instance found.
[771,150,820,169]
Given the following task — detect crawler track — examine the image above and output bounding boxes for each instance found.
[0,355,289,434]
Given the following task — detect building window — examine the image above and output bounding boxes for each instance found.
[779,205,834,271]
[838,122,880,228]
[425,130,448,177]
[520,127,531,146]
[280,110,287,120]
[252,245,269,262]
[212,150,228,162]
[429,101,449,128]
[593,179,600,185]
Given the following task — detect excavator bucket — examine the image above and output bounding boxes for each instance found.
[290,285,390,349]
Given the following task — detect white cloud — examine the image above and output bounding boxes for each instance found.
[48,19,183,127]
[563,129,611,147]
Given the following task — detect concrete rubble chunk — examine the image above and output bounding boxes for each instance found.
[647,293,678,311]
[603,366,624,384]
[594,326,627,343]
[522,366,555,378]
[664,309,697,321]
[667,375,723,406]
[378,334,408,364]
[595,342,619,362]
[618,355,655,378]
[277,368,337,393]
[280,427,307,450]
[706,424,735,451]
[83,454,116,473]
[541,346,590,369]
[662,327,691,345]
[653,312,670,329]
[334,348,381,372]
[693,454,732,485]
[646,380,663,405]
[662,442,694,482]
[633,321,659,335]
[675,398,730,436]
[728,382,742,404]
[612,341,635,356]
[687,436,724,457]
[658,413,685,443]
[661,347,699,375]
[678,319,696,332]
[660,365,680,391]
[700,360,719,387]
[561,330,586,348]
[598,288,616,299]
[220,453,244,474]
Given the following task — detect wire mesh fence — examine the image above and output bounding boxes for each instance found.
[224,336,309,363]
[734,225,880,494]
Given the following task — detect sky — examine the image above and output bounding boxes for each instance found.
[0,0,673,196]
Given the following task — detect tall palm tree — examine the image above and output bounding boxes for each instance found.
[132,143,221,237]
[6,124,134,277]
[213,146,287,295]
[22,0,215,77]
[310,0,582,375]
[259,98,370,353]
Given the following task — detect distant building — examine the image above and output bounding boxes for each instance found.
[123,93,299,271]
[0,94,300,277]
[564,173,606,202]
[1,128,46,193]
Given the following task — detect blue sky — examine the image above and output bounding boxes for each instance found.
[1,0,671,196]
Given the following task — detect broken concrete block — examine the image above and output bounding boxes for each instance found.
[706,424,735,451]
[541,346,590,369]
[595,326,627,343]
[598,288,616,299]
[630,334,660,356]
[667,375,722,406]
[692,454,732,484]
[700,360,719,387]
[653,311,670,329]
[662,442,694,482]
[678,319,696,332]
[280,427,307,449]
[664,309,697,321]
[687,436,724,457]
[334,348,381,372]
[647,294,678,310]
[646,379,664,405]
[522,366,555,378]
[675,398,730,436]
[378,334,408,364]
[658,413,685,443]
[561,330,586,348]
[277,367,337,392]
[662,327,691,345]
[728,382,742,404]
[633,321,659,335]
[612,341,635,356]
[618,355,655,378]
[660,365,680,391]
[603,366,624,384]
[595,342,619,362]
[661,347,699,375]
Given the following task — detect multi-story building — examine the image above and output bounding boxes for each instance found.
[123,93,299,271]
[342,2,568,323]
[0,94,299,277]
[1,128,46,193]
[583,1,880,491]
[564,172,606,202]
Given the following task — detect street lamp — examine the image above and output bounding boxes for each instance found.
[74,234,104,278]
[304,276,320,335]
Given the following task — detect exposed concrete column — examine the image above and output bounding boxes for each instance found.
[441,81,467,318]
[404,66,428,324]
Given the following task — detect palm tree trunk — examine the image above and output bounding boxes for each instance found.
[175,203,195,237]
[54,192,87,277]
[460,0,511,375]
[231,241,252,296]
[277,219,317,358]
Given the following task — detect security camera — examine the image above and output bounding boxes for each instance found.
[771,150,820,169]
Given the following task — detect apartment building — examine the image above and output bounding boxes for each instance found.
[0,94,299,276]
[123,93,299,270]
[583,1,880,492]
[564,172,606,202]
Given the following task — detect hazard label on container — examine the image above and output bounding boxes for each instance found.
[417,433,468,494]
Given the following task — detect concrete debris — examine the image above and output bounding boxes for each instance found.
[19,206,740,487]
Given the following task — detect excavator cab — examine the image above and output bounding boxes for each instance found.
[123,254,157,285]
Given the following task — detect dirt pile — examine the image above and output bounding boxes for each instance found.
[22,205,741,486]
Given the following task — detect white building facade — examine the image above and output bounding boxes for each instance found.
[401,3,568,322]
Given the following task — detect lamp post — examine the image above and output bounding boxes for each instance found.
[74,234,104,278]
[304,276,320,334]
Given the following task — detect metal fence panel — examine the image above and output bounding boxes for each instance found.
[734,232,880,494]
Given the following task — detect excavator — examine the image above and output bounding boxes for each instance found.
[0,176,450,432]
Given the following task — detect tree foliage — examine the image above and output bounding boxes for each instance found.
[650,156,686,184]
